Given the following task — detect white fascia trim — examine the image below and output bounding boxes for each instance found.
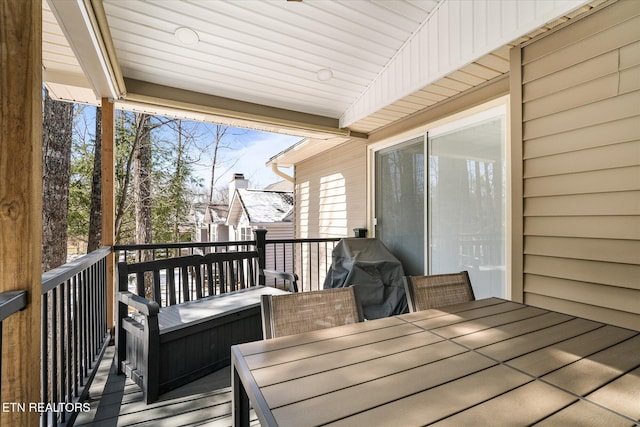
[339,0,591,128]
[47,0,122,100]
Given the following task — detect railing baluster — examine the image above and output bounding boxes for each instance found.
[40,293,48,427]
[82,268,89,381]
[79,270,86,385]
[308,243,313,291]
[41,247,111,425]
[91,264,97,357]
[65,278,72,408]
[51,288,58,421]
[73,275,79,398]
[316,245,320,289]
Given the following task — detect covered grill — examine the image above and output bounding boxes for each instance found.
[323,238,408,319]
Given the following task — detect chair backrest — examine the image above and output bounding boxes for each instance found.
[261,287,363,339]
[403,271,475,312]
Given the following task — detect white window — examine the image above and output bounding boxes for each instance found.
[240,227,253,241]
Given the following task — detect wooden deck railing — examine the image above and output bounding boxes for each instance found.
[40,247,111,426]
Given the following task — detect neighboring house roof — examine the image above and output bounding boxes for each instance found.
[191,202,229,227]
[206,204,229,225]
[227,189,294,225]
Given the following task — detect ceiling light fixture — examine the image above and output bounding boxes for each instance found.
[174,27,199,46]
[316,68,333,82]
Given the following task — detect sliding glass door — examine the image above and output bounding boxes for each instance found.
[428,107,506,298]
[374,105,506,298]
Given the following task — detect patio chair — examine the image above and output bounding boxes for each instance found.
[403,271,475,312]
[261,287,363,339]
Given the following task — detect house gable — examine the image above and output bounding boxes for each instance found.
[227,189,294,227]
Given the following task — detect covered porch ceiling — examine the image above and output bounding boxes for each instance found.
[44,0,604,160]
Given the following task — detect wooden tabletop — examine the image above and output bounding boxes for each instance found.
[231,298,640,426]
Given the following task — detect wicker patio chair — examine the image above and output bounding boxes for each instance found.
[261,287,363,339]
[403,271,475,312]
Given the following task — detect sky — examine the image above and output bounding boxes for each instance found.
[190,127,299,191]
[74,105,300,194]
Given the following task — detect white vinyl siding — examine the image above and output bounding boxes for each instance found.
[295,139,368,239]
[260,223,293,240]
[294,139,367,291]
[259,223,294,277]
[515,0,640,330]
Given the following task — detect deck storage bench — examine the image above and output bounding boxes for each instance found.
[116,252,293,403]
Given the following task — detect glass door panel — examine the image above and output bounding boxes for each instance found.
[375,137,424,276]
[428,108,506,298]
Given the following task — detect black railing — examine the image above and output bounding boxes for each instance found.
[40,247,111,427]
[263,238,340,291]
[34,233,348,425]
[115,233,342,293]
[0,290,28,400]
[114,240,257,263]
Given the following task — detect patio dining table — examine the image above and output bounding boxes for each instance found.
[231,297,640,426]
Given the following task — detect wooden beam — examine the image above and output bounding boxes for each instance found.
[123,78,350,139]
[0,0,42,424]
[101,98,115,333]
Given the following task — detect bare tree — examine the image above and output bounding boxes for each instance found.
[114,112,136,242]
[42,90,74,271]
[134,115,153,241]
[87,106,102,252]
[114,112,177,243]
[134,114,154,297]
[208,125,228,204]
[171,120,189,242]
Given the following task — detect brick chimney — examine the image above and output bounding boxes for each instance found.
[229,173,248,202]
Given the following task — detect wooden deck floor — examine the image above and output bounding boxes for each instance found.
[74,346,260,427]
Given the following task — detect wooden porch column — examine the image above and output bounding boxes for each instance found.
[0,1,42,425]
[101,98,116,334]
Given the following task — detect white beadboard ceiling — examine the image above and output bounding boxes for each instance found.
[44,0,602,141]
[105,0,438,119]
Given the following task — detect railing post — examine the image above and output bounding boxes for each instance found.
[254,229,267,286]
[353,228,368,238]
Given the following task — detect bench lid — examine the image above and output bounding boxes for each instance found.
[157,286,289,333]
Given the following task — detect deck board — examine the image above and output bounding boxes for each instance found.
[75,346,260,427]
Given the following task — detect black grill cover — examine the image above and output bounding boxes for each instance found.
[323,238,408,319]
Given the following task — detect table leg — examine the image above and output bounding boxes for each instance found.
[232,360,250,427]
